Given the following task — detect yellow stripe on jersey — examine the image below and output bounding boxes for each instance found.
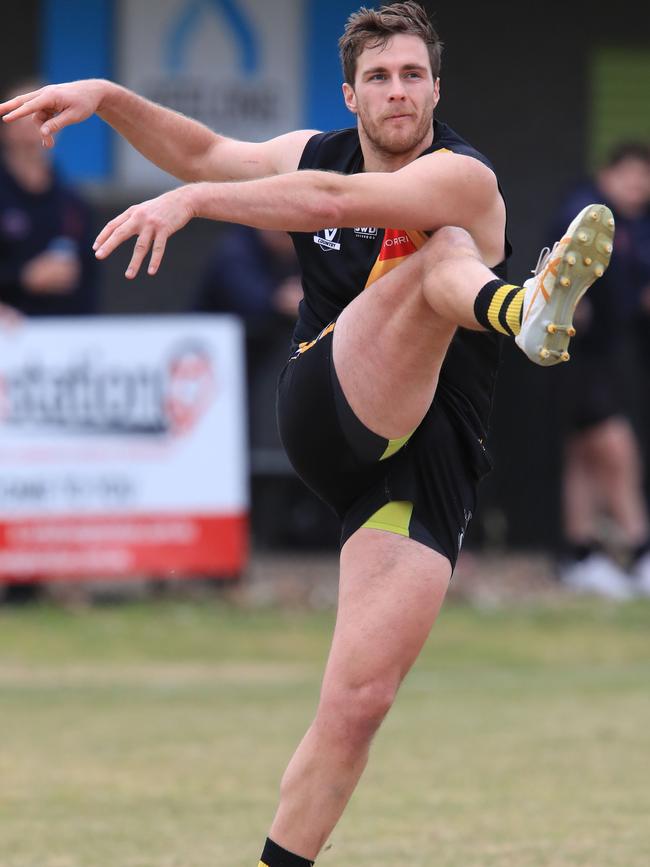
[364,230,429,289]
[487,284,518,335]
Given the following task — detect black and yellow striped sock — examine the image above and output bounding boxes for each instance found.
[473,279,525,337]
[259,837,314,867]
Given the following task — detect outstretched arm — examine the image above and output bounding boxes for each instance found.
[0,79,316,181]
[94,151,506,278]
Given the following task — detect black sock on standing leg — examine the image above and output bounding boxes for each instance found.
[259,837,314,867]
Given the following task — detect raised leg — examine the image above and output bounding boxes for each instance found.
[333,226,493,439]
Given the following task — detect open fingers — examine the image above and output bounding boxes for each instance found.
[1,93,47,123]
[0,90,41,118]
[125,229,154,279]
[38,107,80,139]
[147,235,168,276]
[33,111,55,149]
[94,210,133,253]
[94,216,139,263]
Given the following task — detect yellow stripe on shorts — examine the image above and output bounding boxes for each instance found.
[363,501,413,537]
[380,431,413,460]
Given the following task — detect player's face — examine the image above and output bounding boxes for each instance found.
[343,34,439,158]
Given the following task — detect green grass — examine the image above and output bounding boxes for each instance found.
[1,597,649,866]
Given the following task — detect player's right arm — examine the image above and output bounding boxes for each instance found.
[0,79,316,181]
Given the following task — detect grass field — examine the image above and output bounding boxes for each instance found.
[1,592,649,867]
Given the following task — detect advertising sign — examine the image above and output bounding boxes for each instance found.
[117,0,304,188]
[0,315,248,580]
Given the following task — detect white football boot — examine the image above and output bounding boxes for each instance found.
[516,204,615,366]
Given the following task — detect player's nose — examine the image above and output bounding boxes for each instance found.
[387,77,407,99]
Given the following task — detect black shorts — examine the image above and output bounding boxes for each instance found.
[276,323,493,568]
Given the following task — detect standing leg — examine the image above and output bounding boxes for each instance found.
[265,530,451,861]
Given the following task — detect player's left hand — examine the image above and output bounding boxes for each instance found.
[93,187,195,279]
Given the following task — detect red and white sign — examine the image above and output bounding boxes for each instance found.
[0,315,248,580]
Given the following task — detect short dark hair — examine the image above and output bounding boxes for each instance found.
[339,2,443,86]
[603,141,650,168]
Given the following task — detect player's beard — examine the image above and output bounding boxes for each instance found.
[357,102,434,157]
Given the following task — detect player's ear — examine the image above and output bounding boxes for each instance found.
[342,82,357,115]
[433,77,441,109]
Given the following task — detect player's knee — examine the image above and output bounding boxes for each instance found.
[318,679,398,748]
[424,225,477,263]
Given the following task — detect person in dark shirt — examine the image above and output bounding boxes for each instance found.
[1,6,615,865]
[194,226,302,326]
[551,143,650,598]
[0,80,96,319]
[194,225,302,454]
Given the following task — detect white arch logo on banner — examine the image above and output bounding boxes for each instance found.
[117,0,304,190]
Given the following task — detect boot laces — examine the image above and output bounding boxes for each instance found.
[532,240,559,276]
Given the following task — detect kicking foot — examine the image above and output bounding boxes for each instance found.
[516,204,615,366]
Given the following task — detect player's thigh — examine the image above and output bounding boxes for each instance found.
[320,528,450,704]
[332,246,456,440]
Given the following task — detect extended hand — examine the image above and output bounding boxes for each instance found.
[0,80,106,148]
[94,187,196,278]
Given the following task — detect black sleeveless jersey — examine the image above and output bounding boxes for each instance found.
[288,119,510,444]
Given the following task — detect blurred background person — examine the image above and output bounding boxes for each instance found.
[0,80,97,321]
[192,225,302,446]
[0,79,98,602]
[551,142,650,598]
[193,225,338,549]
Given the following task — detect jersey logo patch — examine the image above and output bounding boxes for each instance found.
[354,227,378,240]
[379,229,418,261]
[313,228,342,252]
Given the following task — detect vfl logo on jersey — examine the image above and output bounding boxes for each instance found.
[354,227,378,240]
[313,228,342,252]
